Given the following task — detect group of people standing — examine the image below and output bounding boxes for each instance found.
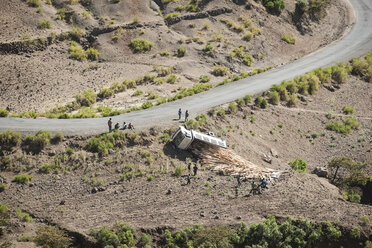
[178,108,189,122]
[107,118,134,132]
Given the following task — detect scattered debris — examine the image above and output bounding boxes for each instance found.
[313,167,328,178]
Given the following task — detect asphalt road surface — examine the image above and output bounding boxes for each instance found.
[1,0,372,135]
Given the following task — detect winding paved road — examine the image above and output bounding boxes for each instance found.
[1,0,372,135]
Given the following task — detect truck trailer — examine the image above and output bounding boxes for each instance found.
[171,126,227,150]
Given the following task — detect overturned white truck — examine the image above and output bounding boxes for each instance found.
[171,126,227,150]
[171,126,281,180]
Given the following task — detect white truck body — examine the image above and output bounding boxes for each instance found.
[171,126,227,150]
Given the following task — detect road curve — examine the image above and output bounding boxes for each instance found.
[1,0,371,135]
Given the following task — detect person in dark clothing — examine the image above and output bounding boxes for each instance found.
[114,123,119,130]
[108,118,112,132]
[188,163,191,172]
[186,174,191,185]
[185,110,189,122]
[237,175,241,187]
[178,108,182,120]
[193,164,198,176]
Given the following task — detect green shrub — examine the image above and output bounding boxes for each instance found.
[0,129,21,154]
[203,43,213,52]
[289,158,307,173]
[344,190,361,203]
[287,93,298,107]
[199,75,210,83]
[90,222,135,247]
[98,88,114,99]
[175,166,185,177]
[165,12,180,19]
[160,50,170,56]
[296,0,309,11]
[34,225,72,248]
[228,102,238,114]
[23,130,51,154]
[160,133,170,143]
[132,90,143,96]
[332,66,349,84]
[14,174,33,184]
[167,74,177,84]
[85,131,125,156]
[243,94,252,105]
[243,32,253,41]
[52,132,63,143]
[326,117,359,135]
[0,183,6,192]
[130,38,153,52]
[217,109,226,119]
[75,89,97,107]
[212,65,229,76]
[69,41,87,61]
[39,20,51,29]
[282,34,296,44]
[342,106,354,115]
[175,46,186,57]
[254,96,267,109]
[86,48,99,61]
[72,107,97,118]
[110,81,127,93]
[27,0,41,7]
[141,101,153,109]
[268,91,280,105]
[70,27,85,41]
[262,0,286,13]
[16,209,33,222]
[0,108,9,117]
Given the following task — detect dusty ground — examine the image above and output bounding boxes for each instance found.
[0,75,371,245]
[0,0,353,113]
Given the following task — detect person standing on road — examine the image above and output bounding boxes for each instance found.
[108,118,112,132]
[178,108,182,120]
[193,164,198,176]
[185,110,189,122]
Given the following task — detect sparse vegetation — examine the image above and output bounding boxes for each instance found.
[130,38,153,52]
[289,158,307,173]
[39,19,51,29]
[175,46,186,57]
[212,65,229,76]
[326,117,360,135]
[34,225,72,248]
[14,174,33,184]
[282,34,296,44]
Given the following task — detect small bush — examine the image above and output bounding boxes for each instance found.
[75,89,97,107]
[268,91,280,105]
[141,101,153,109]
[228,102,238,114]
[342,106,354,115]
[99,88,114,99]
[243,32,253,41]
[212,65,229,76]
[165,12,180,19]
[217,109,226,119]
[289,158,307,173]
[287,93,298,107]
[0,129,22,154]
[0,183,6,192]
[175,46,186,57]
[23,130,51,154]
[160,50,170,56]
[39,20,51,29]
[175,166,185,177]
[326,117,359,135]
[34,225,72,248]
[167,74,177,84]
[203,43,213,52]
[27,0,41,7]
[0,108,9,117]
[14,174,33,184]
[16,209,33,222]
[69,41,87,61]
[132,90,143,96]
[130,38,153,52]
[262,0,286,14]
[243,94,252,105]
[254,96,267,109]
[199,75,210,83]
[70,27,85,41]
[282,34,296,44]
[52,132,63,143]
[86,48,99,61]
[344,189,361,203]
